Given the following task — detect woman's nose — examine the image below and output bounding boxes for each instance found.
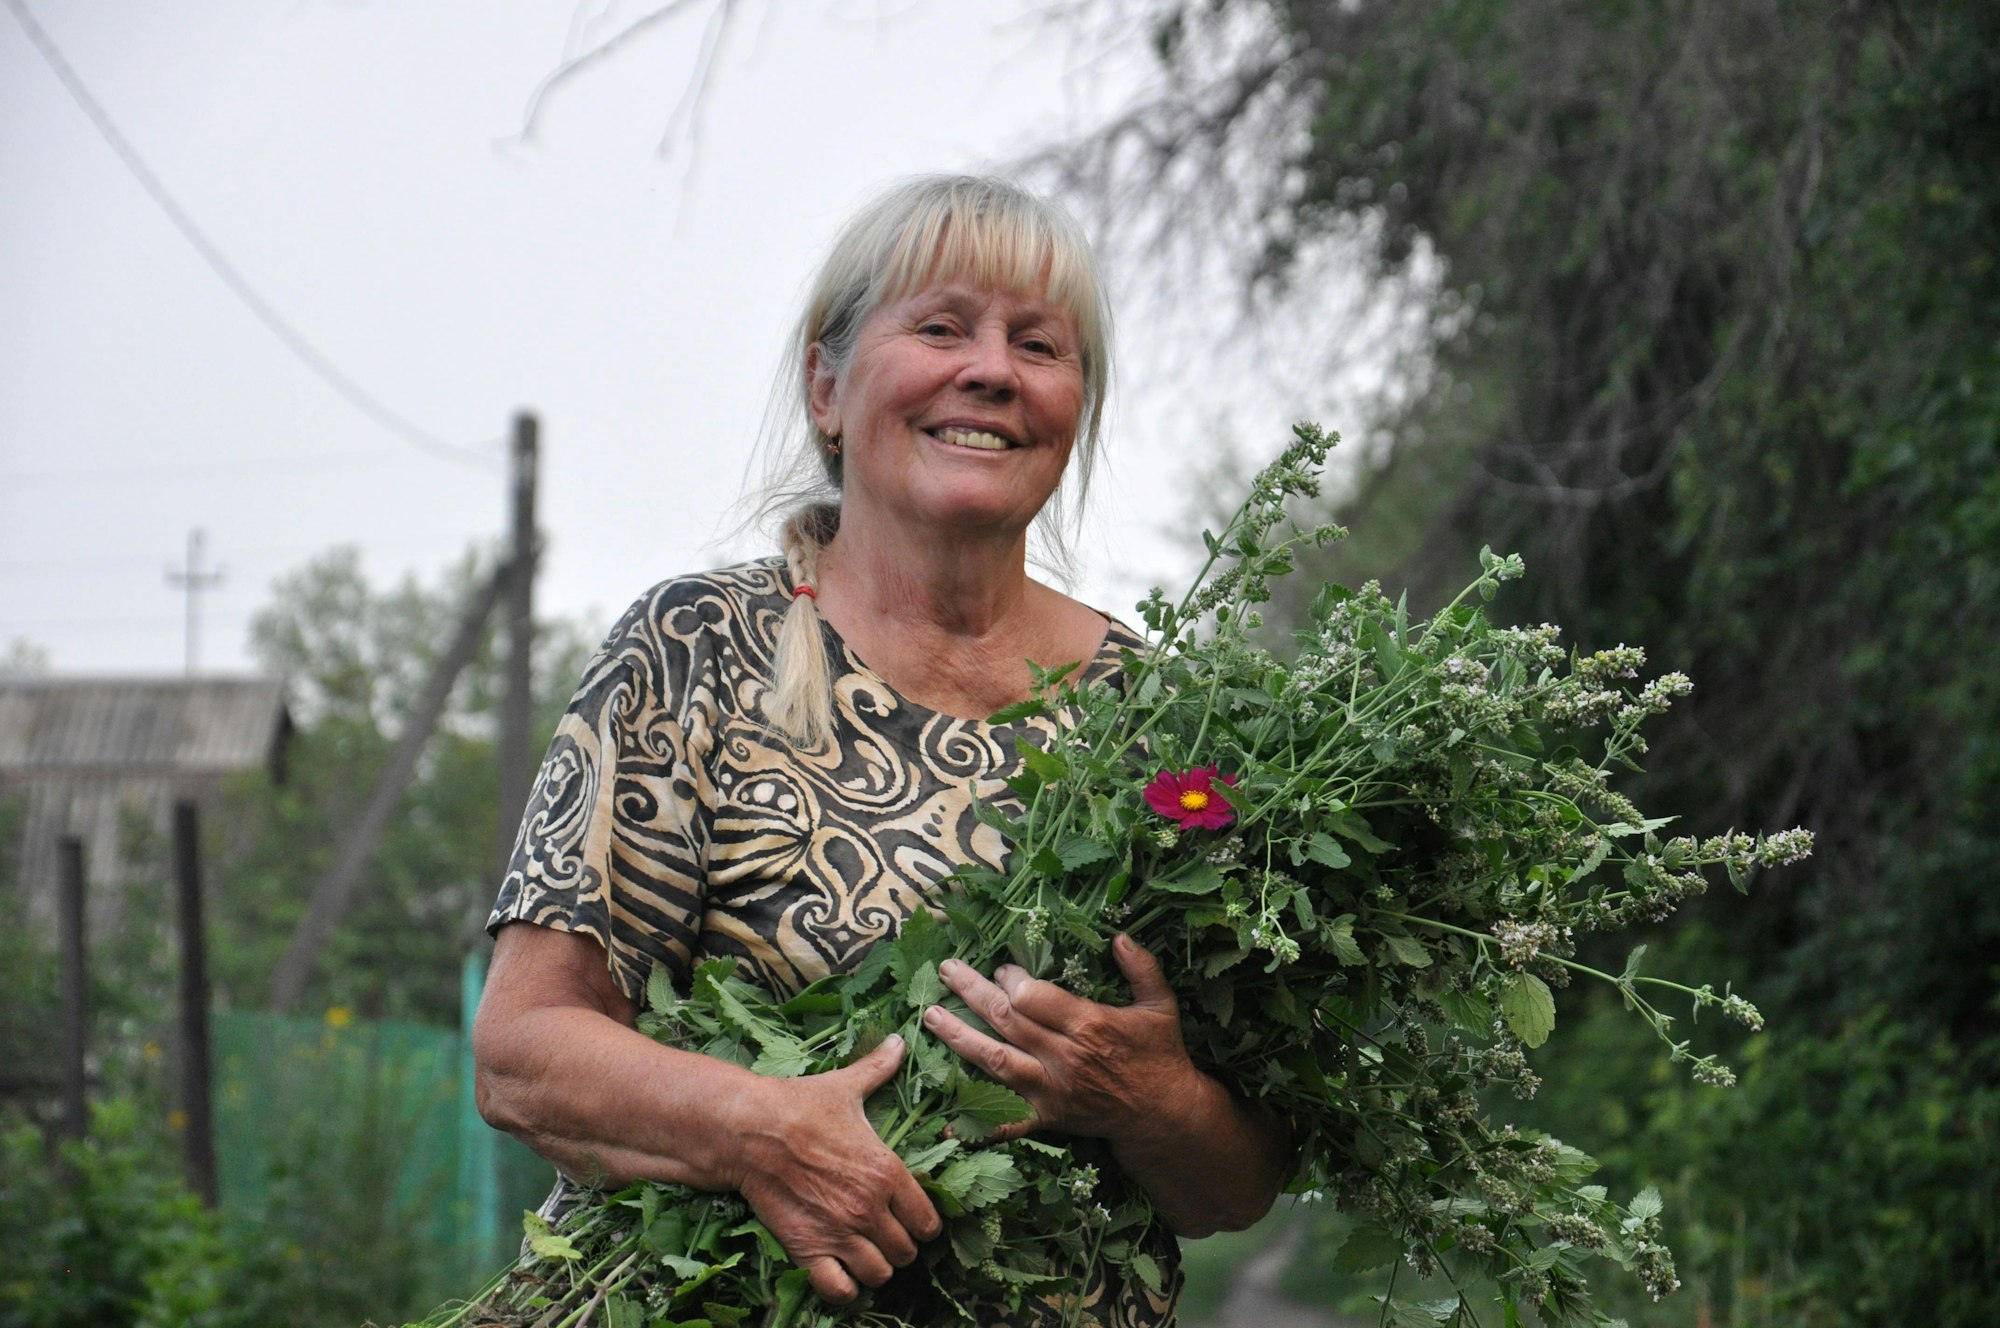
[954,326,1018,397]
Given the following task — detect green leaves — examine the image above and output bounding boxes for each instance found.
[1303,832,1351,869]
[1017,739,1069,785]
[1322,914,1366,967]
[1056,834,1115,870]
[944,1074,1032,1143]
[1147,861,1226,895]
[1382,933,1433,968]
[888,907,953,1009]
[1500,972,1557,1048]
[523,1210,581,1262]
[416,436,1810,1328]
[1325,808,1394,854]
[1438,987,1493,1033]
[986,696,1047,725]
[1333,1219,1407,1273]
[933,1152,1025,1212]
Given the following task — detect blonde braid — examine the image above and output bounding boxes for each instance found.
[766,502,841,746]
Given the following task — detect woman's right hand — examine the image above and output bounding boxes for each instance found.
[730,1034,942,1303]
[475,923,938,1307]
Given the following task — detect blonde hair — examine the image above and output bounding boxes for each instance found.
[755,175,1114,747]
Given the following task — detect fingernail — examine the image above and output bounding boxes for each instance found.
[923,1005,944,1026]
[939,958,961,978]
[883,1033,903,1052]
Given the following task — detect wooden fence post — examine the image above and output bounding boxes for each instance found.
[56,836,88,1143]
[173,801,217,1206]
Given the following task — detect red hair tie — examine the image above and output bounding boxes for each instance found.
[792,584,817,601]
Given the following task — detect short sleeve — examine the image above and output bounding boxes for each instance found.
[488,612,713,1002]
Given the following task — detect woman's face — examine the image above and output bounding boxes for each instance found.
[809,279,1085,543]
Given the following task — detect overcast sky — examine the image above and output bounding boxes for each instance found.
[2,0,1371,678]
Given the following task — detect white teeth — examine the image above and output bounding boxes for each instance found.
[935,428,1010,451]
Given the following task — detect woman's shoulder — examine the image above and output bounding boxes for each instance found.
[1026,579,1144,666]
[601,557,791,649]
[1099,615,1145,652]
[566,558,790,716]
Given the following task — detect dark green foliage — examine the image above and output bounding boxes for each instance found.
[1099,0,2000,1318]
[1231,0,2000,1031]
[1520,929,2000,1324]
[210,546,593,1022]
[1,545,592,1325]
[412,437,1807,1323]
[0,1100,262,1328]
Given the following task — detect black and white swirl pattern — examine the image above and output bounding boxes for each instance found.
[489,558,1172,1326]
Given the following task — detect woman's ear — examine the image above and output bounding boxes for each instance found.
[806,343,840,438]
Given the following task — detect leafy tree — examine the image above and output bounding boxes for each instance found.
[1063,0,2000,1318]
[212,546,593,1023]
[2,547,597,1327]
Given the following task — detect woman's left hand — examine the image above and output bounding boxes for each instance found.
[921,932,1195,1144]
[922,931,1292,1236]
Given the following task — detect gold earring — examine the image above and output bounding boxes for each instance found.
[825,437,842,457]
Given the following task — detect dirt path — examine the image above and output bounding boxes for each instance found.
[1205,1225,1372,1328]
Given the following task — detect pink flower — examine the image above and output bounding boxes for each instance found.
[1143,765,1239,830]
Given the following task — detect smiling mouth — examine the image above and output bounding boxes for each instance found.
[929,427,1016,451]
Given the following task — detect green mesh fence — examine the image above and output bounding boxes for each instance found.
[209,955,554,1289]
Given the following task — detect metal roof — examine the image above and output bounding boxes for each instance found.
[0,677,292,932]
[0,676,290,778]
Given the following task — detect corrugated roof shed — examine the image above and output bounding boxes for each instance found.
[0,676,291,935]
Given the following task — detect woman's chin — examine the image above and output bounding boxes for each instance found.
[859,481,1052,539]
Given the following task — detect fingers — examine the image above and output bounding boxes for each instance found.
[922,998,1029,1084]
[832,1034,942,1250]
[937,957,1019,1030]
[807,1256,861,1305]
[1112,933,1179,1013]
[926,941,1201,1145]
[979,1118,1036,1144]
[887,1174,944,1243]
[938,957,1077,1043]
[740,1038,941,1305]
[838,1032,907,1094]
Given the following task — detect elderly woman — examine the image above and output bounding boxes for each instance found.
[473,175,1292,1325]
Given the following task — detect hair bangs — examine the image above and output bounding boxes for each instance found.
[872,196,1104,364]
[748,175,1113,592]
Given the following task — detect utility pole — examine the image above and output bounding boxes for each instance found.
[165,529,224,676]
[495,411,539,881]
[267,565,511,1012]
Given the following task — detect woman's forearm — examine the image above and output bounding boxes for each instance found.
[474,995,768,1192]
[472,922,943,1305]
[1109,1066,1292,1238]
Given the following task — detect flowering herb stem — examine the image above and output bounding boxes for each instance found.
[404,424,1808,1327]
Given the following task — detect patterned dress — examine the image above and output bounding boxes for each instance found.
[488,557,1178,1327]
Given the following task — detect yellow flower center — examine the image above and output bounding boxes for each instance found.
[1179,789,1210,813]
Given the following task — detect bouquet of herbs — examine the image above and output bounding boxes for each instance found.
[408,424,1809,1328]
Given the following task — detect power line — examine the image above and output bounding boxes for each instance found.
[3,0,502,469]
[0,447,424,487]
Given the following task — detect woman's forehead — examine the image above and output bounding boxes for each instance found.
[882,275,1072,320]
[879,250,1095,334]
